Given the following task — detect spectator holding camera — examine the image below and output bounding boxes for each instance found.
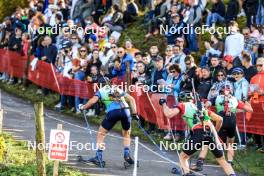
[55,41,75,112]
[111,47,134,77]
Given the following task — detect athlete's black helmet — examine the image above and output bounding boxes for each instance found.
[178,91,193,102]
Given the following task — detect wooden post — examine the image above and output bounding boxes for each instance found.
[53,124,63,176]
[35,102,46,176]
[125,61,131,93]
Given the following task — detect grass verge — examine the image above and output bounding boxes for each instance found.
[0,133,87,176]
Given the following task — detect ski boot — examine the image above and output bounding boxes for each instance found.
[89,150,105,168]
[191,158,204,171]
[124,154,139,169]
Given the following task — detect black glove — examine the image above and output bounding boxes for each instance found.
[132,114,139,121]
[159,98,166,105]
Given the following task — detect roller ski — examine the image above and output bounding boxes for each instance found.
[123,150,139,169]
[77,151,105,168]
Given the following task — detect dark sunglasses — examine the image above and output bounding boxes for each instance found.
[256,64,263,67]
[233,73,241,75]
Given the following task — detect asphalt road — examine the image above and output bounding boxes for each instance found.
[1,90,228,176]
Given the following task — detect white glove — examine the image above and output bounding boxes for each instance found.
[78,104,84,111]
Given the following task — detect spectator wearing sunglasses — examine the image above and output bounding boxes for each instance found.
[242,27,258,53]
[207,70,233,101]
[112,47,134,77]
[165,64,183,101]
[232,67,249,101]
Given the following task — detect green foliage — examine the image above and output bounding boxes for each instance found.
[0,0,28,22]
[0,133,88,176]
[119,17,167,54]
[0,135,7,162]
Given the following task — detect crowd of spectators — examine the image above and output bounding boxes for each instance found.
[0,0,264,151]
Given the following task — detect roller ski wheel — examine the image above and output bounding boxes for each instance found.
[171,167,181,175]
[77,155,105,168]
[124,160,139,169]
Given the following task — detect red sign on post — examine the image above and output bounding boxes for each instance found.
[48,129,70,161]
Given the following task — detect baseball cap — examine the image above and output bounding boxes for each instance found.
[232,67,244,74]
[223,55,233,63]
